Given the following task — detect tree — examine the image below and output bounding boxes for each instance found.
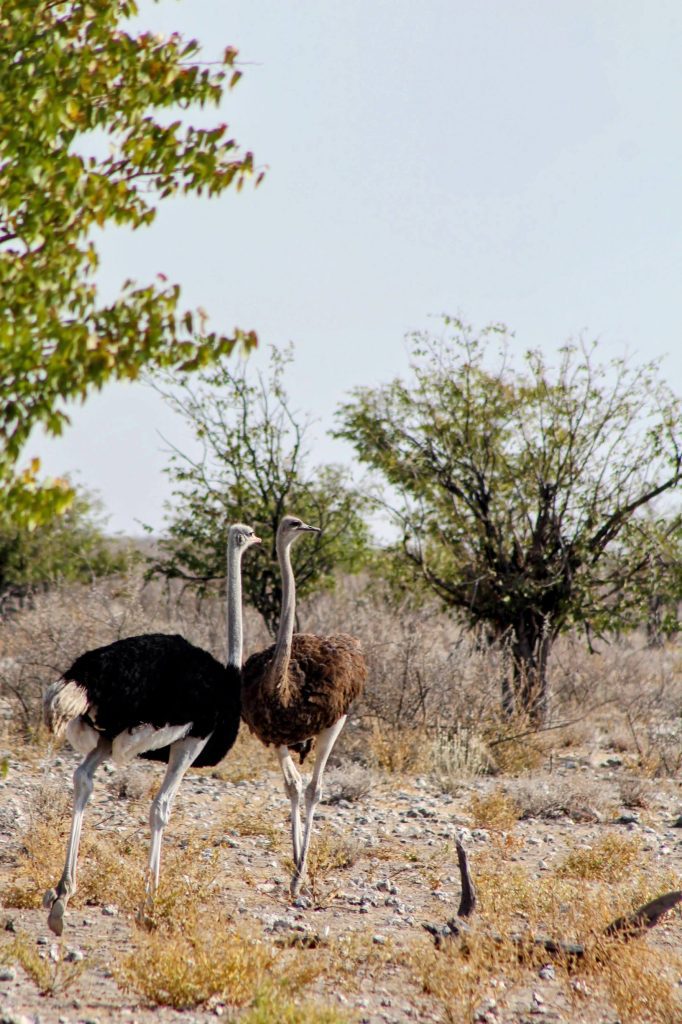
[0,1,260,523]
[336,320,682,723]
[150,348,372,634]
[0,485,127,614]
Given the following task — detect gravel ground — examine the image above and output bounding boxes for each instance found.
[1,742,681,1024]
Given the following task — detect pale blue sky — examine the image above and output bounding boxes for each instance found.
[33,1,682,533]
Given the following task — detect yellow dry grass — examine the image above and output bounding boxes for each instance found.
[367,720,431,774]
[468,788,520,831]
[205,728,272,785]
[116,920,320,1011]
[554,833,643,883]
[2,931,87,996]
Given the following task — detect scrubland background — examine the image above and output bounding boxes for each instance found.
[1,567,681,1024]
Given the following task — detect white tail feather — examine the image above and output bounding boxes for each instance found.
[43,679,90,736]
[111,722,193,765]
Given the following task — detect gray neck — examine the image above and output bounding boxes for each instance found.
[226,538,244,668]
[272,539,296,683]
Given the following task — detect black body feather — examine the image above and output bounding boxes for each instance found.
[63,633,241,767]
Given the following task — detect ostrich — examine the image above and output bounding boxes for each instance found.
[241,515,366,898]
[42,522,260,935]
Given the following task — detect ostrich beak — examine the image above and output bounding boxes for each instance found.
[298,523,321,534]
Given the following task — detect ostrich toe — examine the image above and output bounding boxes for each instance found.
[46,895,66,936]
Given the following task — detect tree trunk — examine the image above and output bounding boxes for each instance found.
[500,617,552,725]
[646,593,664,648]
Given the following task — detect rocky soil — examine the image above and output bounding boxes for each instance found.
[0,740,681,1024]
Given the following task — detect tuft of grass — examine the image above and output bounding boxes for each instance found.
[430,726,494,793]
[617,774,652,810]
[4,931,86,996]
[117,918,324,1011]
[307,830,360,901]
[554,833,642,883]
[510,774,614,823]
[595,942,682,1024]
[240,991,349,1024]
[221,802,281,847]
[468,788,519,830]
[116,925,277,1010]
[411,930,518,1024]
[2,781,73,909]
[321,764,371,805]
[367,720,430,774]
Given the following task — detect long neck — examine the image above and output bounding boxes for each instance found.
[271,539,296,688]
[226,539,244,668]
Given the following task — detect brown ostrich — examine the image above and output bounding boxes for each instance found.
[241,515,367,898]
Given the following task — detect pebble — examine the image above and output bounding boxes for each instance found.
[101,905,118,917]
[538,964,556,980]
[0,966,16,981]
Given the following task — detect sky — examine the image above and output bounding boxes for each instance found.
[31,1,682,534]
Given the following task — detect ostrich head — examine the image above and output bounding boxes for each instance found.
[228,523,262,552]
[277,515,321,550]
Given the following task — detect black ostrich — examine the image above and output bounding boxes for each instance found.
[241,516,367,898]
[42,523,260,935]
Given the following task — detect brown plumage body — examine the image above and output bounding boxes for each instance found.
[242,632,366,755]
[242,515,367,898]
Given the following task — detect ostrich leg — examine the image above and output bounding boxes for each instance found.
[44,736,112,936]
[143,734,209,918]
[290,716,346,899]
[277,745,304,866]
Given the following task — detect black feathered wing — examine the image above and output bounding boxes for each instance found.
[57,633,240,767]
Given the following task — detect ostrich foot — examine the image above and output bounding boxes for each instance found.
[290,873,309,902]
[43,888,66,936]
[136,891,156,930]
[135,906,155,930]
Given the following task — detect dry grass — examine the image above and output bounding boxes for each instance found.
[321,764,372,805]
[617,774,653,810]
[2,771,230,925]
[410,835,682,1024]
[412,929,522,1024]
[220,801,282,848]
[554,833,643,883]
[207,728,271,784]
[366,720,431,773]
[468,788,520,830]
[430,726,495,793]
[306,828,360,901]
[509,773,616,822]
[313,931,398,992]
[2,931,87,996]
[595,942,682,1024]
[240,993,349,1024]
[116,922,310,1010]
